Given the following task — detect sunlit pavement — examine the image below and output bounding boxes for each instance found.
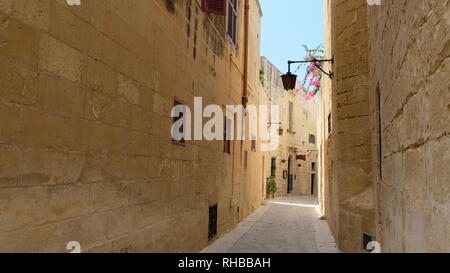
[201,196,340,253]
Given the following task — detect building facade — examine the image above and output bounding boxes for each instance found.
[0,0,267,252]
[260,57,318,198]
[319,0,449,253]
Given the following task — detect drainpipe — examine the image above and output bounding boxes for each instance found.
[236,0,250,209]
[242,0,250,108]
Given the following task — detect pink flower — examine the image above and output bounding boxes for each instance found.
[311,80,321,86]
[309,91,315,97]
[305,96,312,101]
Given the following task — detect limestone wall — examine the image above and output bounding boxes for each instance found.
[0,0,265,252]
[322,0,375,252]
[322,0,449,253]
[368,0,449,252]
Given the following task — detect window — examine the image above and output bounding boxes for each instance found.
[251,135,256,152]
[224,117,232,154]
[201,0,226,15]
[227,0,238,46]
[186,1,199,59]
[328,113,332,134]
[208,205,218,239]
[288,102,293,131]
[193,10,199,59]
[312,162,316,171]
[185,0,192,37]
[309,134,316,144]
[270,157,276,177]
[172,99,186,145]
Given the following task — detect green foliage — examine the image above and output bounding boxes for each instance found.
[266,176,278,198]
[259,69,265,85]
[302,44,324,57]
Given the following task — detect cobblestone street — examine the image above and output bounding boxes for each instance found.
[202,196,339,253]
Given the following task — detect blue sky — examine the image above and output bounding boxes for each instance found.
[260,0,324,73]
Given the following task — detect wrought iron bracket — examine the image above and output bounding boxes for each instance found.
[267,121,282,128]
[288,58,334,79]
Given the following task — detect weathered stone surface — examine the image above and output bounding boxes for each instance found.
[39,34,83,82]
[321,0,449,253]
[0,0,267,253]
[0,145,21,188]
[117,74,140,105]
[0,13,39,67]
[0,55,39,105]
[0,103,20,146]
[0,0,13,16]
[368,0,450,253]
[14,0,50,31]
[321,0,374,253]
[0,186,49,232]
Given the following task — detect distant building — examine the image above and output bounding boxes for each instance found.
[260,57,319,197]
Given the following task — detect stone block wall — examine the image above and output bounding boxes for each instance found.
[0,0,265,253]
[368,0,449,252]
[321,0,375,253]
[321,0,449,253]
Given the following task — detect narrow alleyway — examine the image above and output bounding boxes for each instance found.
[202,196,339,253]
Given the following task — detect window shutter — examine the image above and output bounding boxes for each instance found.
[202,0,226,16]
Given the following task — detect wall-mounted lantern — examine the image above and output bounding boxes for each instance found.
[278,127,284,136]
[281,59,334,91]
[268,121,284,136]
[281,71,297,92]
